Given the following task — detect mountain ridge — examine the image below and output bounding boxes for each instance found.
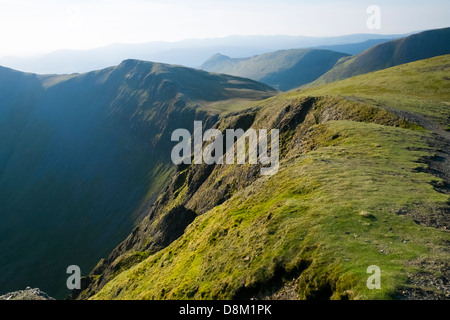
[0,59,276,298]
[309,27,450,86]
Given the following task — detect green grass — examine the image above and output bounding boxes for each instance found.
[197,99,259,115]
[92,120,450,300]
[309,28,450,86]
[298,54,450,125]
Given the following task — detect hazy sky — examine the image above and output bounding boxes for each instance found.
[0,0,449,57]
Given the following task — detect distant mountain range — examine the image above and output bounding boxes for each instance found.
[313,38,393,55]
[310,27,450,85]
[0,60,275,298]
[0,33,408,75]
[201,49,350,91]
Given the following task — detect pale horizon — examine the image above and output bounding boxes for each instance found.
[0,30,423,59]
[0,0,449,58]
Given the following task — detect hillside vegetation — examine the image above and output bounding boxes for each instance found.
[298,54,450,126]
[310,27,450,86]
[76,55,450,300]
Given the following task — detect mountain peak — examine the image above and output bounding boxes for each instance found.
[118,58,153,69]
[210,53,231,61]
[201,53,231,69]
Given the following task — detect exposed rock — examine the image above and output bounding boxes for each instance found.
[0,287,55,300]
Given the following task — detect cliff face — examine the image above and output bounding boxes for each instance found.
[0,60,276,298]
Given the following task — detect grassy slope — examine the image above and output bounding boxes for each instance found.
[310,27,450,86]
[298,54,450,125]
[92,56,450,300]
[94,121,448,300]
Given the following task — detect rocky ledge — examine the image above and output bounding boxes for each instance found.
[0,287,55,300]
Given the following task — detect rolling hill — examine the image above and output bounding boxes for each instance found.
[201,49,350,91]
[73,55,450,300]
[0,60,276,298]
[310,27,450,86]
